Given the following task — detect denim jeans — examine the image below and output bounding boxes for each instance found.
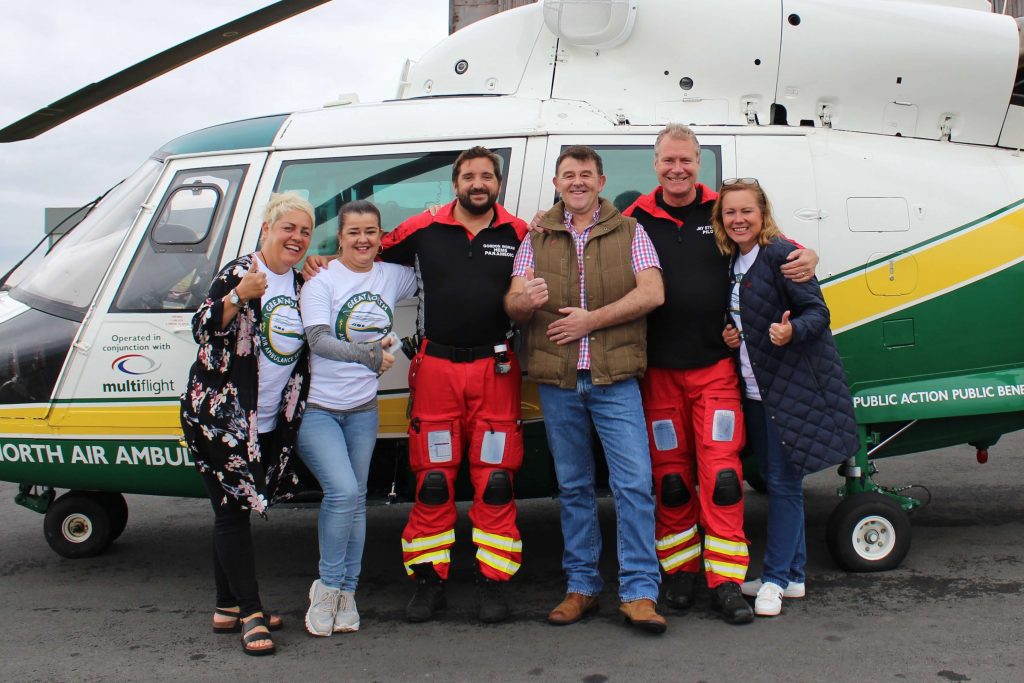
[538,372,660,602]
[743,398,806,587]
[297,405,378,591]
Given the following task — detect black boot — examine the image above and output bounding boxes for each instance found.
[406,563,446,623]
[710,581,754,624]
[476,572,510,623]
[663,571,699,610]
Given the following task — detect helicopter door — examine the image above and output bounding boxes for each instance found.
[734,134,820,259]
[255,139,527,435]
[50,153,267,434]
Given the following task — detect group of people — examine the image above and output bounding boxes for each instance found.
[179,124,859,655]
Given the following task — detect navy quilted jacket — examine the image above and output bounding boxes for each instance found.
[733,237,860,477]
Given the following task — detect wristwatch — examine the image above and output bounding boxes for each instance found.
[228,288,241,305]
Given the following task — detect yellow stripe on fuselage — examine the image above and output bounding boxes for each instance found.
[0,395,415,437]
[0,404,180,435]
[0,382,544,438]
[824,205,1024,333]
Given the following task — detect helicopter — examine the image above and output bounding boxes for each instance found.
[1,0,1023,575]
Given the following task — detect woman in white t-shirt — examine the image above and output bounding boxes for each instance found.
[181,192,314,656]
[297,199,417,637]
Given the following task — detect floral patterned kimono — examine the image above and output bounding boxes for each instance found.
[180,253,311,516]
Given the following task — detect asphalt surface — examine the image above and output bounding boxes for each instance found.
[2,432,1023,682]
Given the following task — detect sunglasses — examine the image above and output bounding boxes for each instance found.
[722,177,760,187]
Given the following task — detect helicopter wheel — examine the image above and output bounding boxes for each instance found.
[43,491,116,559]
[826,492,911,572]
[83,492,129,541]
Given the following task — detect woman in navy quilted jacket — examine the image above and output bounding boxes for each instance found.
[714,179,859,618]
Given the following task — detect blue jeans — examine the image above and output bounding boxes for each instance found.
[297,405,378,591]
[743,399,806,587]
[538,373,660,602]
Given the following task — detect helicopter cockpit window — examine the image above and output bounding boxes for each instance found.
[554,145,722,210]
[6,159,162,322]
[275,148,511,260]
[151,185,220,244]
[112,166,245,313]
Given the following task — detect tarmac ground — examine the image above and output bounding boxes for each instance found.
[1,432,1022,682]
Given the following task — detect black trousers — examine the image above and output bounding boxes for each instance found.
[200,434,270,617]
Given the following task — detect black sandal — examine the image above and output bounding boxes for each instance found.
[213,607,283,634]
[240,614,276,656]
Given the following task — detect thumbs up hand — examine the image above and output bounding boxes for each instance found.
[523,266,548,309]
[236,255,268,302]
[769,310,792,346]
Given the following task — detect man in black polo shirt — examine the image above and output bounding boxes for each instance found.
[381,147,528,625]
[623,124,818,624]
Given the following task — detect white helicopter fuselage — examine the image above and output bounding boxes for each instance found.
[1,0,1022,563]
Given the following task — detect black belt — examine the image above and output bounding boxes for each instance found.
[424,340,495,363]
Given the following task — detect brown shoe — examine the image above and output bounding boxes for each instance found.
[618,599,667,634]
[547,593,599,625]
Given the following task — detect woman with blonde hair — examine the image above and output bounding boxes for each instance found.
[181,192,315,655]
[181,192,378,654]
[714,179,859,617]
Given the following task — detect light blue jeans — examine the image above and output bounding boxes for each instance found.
[743,398,806,588]
[297,405,378,591]
[538,372,660,602]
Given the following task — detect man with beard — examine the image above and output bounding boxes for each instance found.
[379,146,529,624]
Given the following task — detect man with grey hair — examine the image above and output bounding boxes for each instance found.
[622,123,818,625]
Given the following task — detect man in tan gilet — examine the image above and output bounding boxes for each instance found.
[505,145,668,633]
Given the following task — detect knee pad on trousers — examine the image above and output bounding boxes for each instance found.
[660,473,691,508]
[418,471,450,505]
[712,469,743,506]
[482,471,513,505]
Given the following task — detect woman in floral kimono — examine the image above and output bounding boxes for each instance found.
[180,192,320,656]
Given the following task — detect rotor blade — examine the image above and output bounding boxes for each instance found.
[0,0,331,143]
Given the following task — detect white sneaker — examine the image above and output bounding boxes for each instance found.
[741,578,805,598]
[305,579,340,637]
[754,582,784,617]
[334,590,360,633]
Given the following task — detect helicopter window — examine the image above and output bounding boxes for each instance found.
[112,166,246,313]
[151,184,221,244]
[6,159,163,321]
[554,144,722,210]
[275,148,512,259]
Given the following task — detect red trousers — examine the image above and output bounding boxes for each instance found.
[640,358,749,588]
[401,345,523,582]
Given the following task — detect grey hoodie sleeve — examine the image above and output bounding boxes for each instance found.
[304,324,382,372]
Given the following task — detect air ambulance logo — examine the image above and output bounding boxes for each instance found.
[259,295,303,365]
[335,291,393,342]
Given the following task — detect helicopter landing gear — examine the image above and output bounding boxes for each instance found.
[40,490,128,558]
[826,424,923,572]
[826,492,911,572]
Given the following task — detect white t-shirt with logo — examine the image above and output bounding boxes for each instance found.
[300,259,417,410]
[256,266,304,432]
[729,245,762,401]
